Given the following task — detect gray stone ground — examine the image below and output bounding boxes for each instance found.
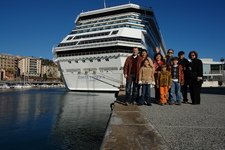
[139,87,225,150]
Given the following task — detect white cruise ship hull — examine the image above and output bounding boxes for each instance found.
[57,53,128,91]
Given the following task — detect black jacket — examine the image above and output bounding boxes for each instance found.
[188,58,203,84]
[166,55,173,66]
[178,58,189,75]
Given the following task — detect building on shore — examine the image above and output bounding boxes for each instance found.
[0,54,18,80]
[41,65,60,78]
[0,53,62,82]
[18,57,42,77]
[201,58,225,86]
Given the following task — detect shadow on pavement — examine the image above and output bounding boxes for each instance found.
[201,87,225,95]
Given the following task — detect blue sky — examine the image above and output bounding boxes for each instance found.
[0,0,225,61]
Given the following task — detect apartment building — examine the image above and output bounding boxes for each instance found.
[0,54,18,80]
[18,57,42,77]
[42,65,60,78]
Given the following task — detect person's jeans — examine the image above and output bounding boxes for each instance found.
[170,81,182,103]
[139,84,151,105]
[125,74,138,103]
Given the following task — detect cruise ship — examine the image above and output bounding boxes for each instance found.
[53,3,167,91]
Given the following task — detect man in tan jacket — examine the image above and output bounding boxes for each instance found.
[123,47,143,105]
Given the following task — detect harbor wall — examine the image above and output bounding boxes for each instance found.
[100,91,168,150]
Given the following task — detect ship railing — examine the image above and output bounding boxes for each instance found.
[57,49,132,58]
[75,21,144,33]
[76,22,140,31]
[79,12,140,24]
[72,24,145,34]
[55,40,142,51]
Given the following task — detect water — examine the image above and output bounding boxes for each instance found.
[0,88,115,150]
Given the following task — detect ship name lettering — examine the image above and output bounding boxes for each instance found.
[78,75,105,79]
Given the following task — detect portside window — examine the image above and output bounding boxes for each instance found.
[66,36,73,40]
[111,30,119,35]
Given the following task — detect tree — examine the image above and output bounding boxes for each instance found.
[40,58,55,66]
[43,73,47,81]
[7,68,15,74]
[48,72,53,77]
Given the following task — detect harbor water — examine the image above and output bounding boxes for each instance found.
[0,88,115,150]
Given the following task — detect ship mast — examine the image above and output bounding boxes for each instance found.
[104,0,106,8]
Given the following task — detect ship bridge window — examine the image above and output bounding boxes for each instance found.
[73,31,110,40]
[57,41,77,47]
[75,60,78,63]
[66,37,73,40]
[111,30,119,35]
[82,60,85,63]
[77,37,141,45]
[105,58,109,61]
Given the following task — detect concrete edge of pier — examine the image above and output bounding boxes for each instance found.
[100,91,169,150]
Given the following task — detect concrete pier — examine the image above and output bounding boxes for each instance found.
[101,87,225,150]
[100,91,169,150]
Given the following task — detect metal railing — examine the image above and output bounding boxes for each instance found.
[57,49,132,58]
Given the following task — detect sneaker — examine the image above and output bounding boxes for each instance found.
[147,103,152,106]
[138,104,143,106]
[115,100,122,104]
[183,101,188,104]
[155,100,159,104]
[129,102,134,105]
[169,102,174,105]
[123,102,129,106]
[133,102,139,105]
[177,102,181,105]
[159,103,164,106]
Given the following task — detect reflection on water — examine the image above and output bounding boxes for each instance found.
[0,88,115,150]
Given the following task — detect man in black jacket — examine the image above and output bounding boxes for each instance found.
[178,51,189,103]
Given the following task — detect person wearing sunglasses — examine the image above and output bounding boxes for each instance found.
[155,48,174,103]
[166,49,174,66]
[166,49,174,103]
[155,47,174,66]
[188,51,203,105]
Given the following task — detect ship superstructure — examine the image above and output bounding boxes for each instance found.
[53,3,166,91]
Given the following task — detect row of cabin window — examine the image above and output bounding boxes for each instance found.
[77,20,142,30]
[67,31,109,40]
[67,31,118,41]
[70,24,144,34]
[58,37,140,47]
[68,58,109,64]
[80,15,141,26]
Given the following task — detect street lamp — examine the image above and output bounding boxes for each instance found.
[220,57,224,86]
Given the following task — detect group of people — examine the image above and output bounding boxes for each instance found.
[123,47,203,106]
